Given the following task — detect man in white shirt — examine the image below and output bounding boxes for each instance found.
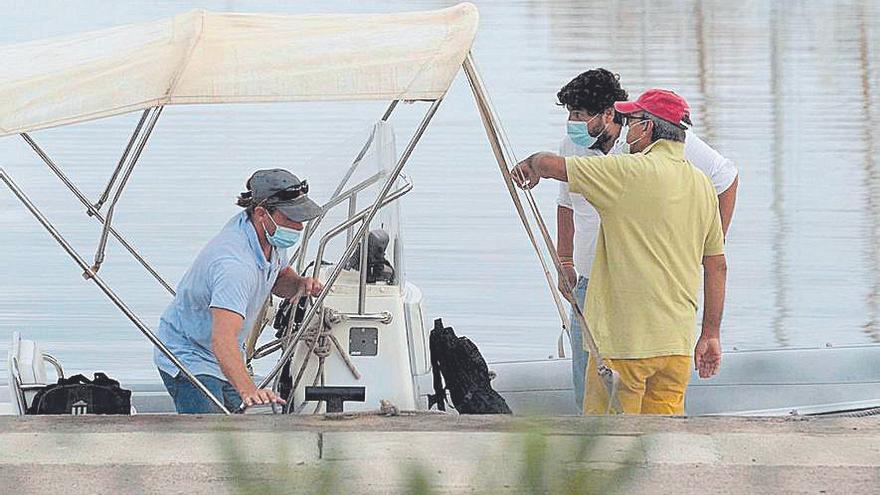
[555,69,739,412]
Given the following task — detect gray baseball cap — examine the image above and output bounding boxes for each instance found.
[246,169,322,222]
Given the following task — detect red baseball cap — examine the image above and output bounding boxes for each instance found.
[613,89,692,129]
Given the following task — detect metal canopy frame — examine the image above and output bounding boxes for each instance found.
[0,95,438,415]
[246,98,443,412]
[20,124,175,294]
[244,101,403,364]
[91,106,164,276]
[0,167,230,413]
[249,178,413,362]
[0,49,580,416]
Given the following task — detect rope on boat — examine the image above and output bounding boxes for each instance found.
[329,334,362,379]
[323,400,447,420]
[284,308,362,414]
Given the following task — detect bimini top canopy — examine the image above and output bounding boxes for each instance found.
[0,3,478,137]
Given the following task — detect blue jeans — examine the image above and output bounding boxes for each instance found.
[569,276,589,413]
[159,370,242,414]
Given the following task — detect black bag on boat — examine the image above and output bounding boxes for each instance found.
[428,318,512,414]
[26,372,131,415]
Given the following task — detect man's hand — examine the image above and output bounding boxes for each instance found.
[273,268,324,299]
[511,152,568,189]
[240,387,287,407]
[698,254,726,379]
[512,154,542,189]
[300,276,323,297]
[558,264,578,304]
[694,335,721,378]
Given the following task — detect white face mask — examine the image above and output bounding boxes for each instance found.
[613,120,649,154]
[609,124,630,154]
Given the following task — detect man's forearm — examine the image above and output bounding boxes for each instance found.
[701,254,727,338]
[210,308,257,396]
[718,175,738,237]
[528,152,568,182]
[272,267,304,298]
[557,206,575,261]
[213,330,256,395]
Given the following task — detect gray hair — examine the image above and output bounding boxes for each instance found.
[647,113,686,143]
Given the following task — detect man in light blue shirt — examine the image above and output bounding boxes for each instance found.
[155,169,323,414]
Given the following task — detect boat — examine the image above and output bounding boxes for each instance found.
[2,4,879,417]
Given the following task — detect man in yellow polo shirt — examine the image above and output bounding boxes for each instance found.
[512,89,728,414]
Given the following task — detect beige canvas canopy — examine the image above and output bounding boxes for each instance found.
[0,3,478,137]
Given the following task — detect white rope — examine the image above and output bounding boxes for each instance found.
[285,310,362,414]
[329,333,362,379]
[323,400,447,420]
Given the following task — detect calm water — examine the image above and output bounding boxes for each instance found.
[1,0,879,382]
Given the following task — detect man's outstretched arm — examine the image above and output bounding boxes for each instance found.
[512,152,568,189]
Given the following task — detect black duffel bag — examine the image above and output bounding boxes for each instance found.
[26,372,132,415]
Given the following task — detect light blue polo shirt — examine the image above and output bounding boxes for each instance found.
[154,211,286,380]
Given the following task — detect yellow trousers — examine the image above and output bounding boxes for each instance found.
[583,354,692,415]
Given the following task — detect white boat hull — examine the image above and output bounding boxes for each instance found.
[4,344,880,416]
[487,344,880,416]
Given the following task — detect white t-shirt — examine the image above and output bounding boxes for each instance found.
[557,132,738,276]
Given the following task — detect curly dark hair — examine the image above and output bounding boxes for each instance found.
[557,68,628,115]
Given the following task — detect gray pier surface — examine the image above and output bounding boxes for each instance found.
[0,414,878,494]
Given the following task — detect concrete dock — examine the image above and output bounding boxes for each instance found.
[0,414,878,494]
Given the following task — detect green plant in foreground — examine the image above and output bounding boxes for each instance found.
[402,462,435,495]
[217,419,638,494]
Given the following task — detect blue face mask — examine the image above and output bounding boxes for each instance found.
[566,113,604,148]
[263,214,302,249]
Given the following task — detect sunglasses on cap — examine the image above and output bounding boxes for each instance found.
[267,180,309,202]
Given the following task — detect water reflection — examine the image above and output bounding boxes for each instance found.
[694,1,716,146]
[769,3,790,346]
[857,3,880,342]
[0,0,879,382]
